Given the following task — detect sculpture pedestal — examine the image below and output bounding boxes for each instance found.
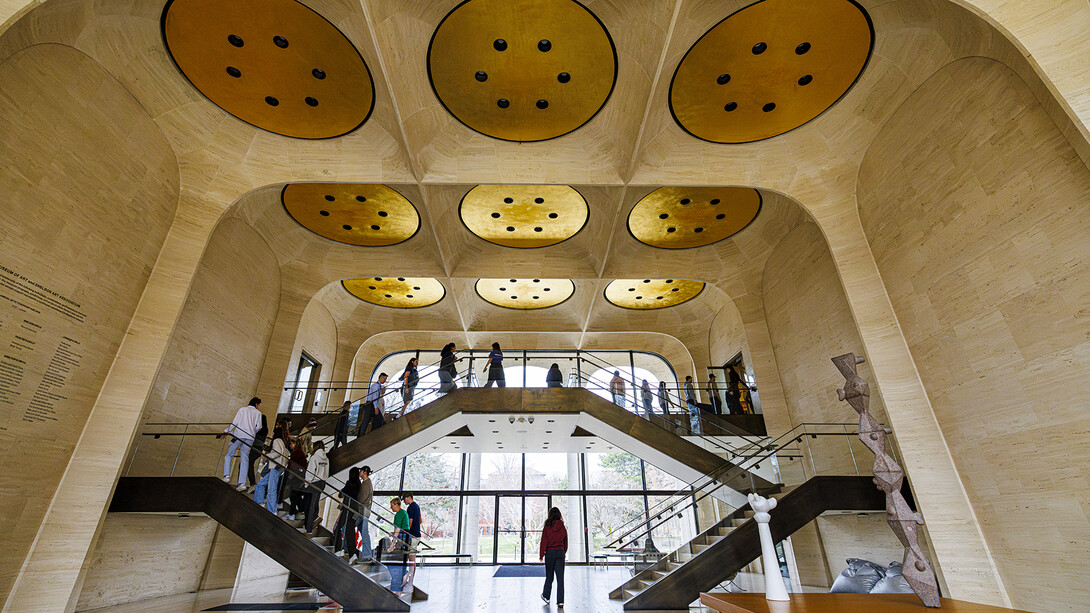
[699,593,1030,613]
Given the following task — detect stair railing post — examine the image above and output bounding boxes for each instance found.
[844,423,860,476]
[170,423,187,477]
[803,425,818,477]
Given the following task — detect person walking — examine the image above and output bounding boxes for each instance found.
[482,342,506,387]
[302,441,328,535]
[402,493,422,547]
[332,401,350,451]
[539,507,567,607]
[358,373,387,436]
[609,371,626,408]
[222,398,263,491]
[726,365,753,415]
[287,437,309,519]
[399,357,419,411]
[388,497,412,592]
[706,373,722,416]
[657,381,670,415]
[546,363,564,388]
[684,376,702,435]
[332,467,362,562]
[253,426,289,513]
[245,411,268,492]
[640,380,653,418]
[438,342,458,393]
[358,466,374,560]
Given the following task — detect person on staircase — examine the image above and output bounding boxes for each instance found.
[684,376,702,435]
[302,441,328,536]
[539,506,567,608]
[358,466,374,561]
[657,381,670,415]
[725,365,752,415]
[640,380,653,418]
[706,373,722,416]
[332,467,363,563]
[388,497,412,592]
[357,373,387,437]
[286,436,309,520]
[546,363,564,388]
[332,401,350,451]
[398,357,419,413]
[482,342,505,387]
[222,397,263,492]
[245,411,268,493]
[610,371,626,408]
[253,426,289,514]
[438,342,458,393]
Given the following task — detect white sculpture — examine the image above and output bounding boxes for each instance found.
[748,492,790,601]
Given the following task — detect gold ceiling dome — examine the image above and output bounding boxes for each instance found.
[427,0,617,142]
[628,187,760,249]
[460,185,588,248]
[162,0,374,139]
[282,183,420,246]
[605,279,705,310]
[475,278,576,309]
[669,0,872,143]
[342,277,445,309]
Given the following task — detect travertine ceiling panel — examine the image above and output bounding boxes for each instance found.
[427,0,616,142]
[424,183,620,277]
[282,183,419,246]
[365,0,675,183]
[669,0,872,143]
[454,277,592,331]
[162,0,375,139]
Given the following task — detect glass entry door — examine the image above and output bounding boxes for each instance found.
[494,495,548,564]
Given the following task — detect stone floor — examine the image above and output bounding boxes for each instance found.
[82,566,811,613]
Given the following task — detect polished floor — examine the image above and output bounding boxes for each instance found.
[81,566,796,613]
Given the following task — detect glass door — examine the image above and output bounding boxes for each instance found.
[494,495,549,564]
[290,353,318,413]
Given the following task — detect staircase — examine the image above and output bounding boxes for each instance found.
[608,476,893,611]
[110,477,424,611]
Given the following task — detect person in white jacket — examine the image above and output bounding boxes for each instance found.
[254,427,290,513]
[222,398,263,490]
[302,441,329,534]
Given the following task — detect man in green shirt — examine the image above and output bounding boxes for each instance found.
[388,497,411,592]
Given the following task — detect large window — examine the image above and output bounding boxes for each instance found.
[373,450,698,565]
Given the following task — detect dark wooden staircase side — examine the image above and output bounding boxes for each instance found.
[110,477,413,612]
[620,476,893,611]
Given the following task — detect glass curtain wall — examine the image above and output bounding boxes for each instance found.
[374,449,698,565]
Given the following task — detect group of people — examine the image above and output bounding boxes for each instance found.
[222,399,330,532]
[604,366,755,435]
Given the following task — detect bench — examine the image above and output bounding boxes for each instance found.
[416,553,474,566]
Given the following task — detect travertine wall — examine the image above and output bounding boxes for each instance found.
[276,299,338,415]
[762,223,889,480]
[75,515,216,611]
[859,57,1090,612]
[0,44,178,603]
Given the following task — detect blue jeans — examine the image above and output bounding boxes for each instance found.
[687,402,702,435]
[223,437,252,486]
[254,467,281,513]
[388,533,411,591]
[359,510,372,559]
[543,549,565,604]
[612,392,625,407]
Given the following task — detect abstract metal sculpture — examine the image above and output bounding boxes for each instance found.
[832,353,941,608]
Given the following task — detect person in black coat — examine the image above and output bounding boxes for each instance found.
[545,363,564,388]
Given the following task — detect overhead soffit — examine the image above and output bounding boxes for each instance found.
[460,184,589,248]
[670,0,873,144]
[427,0,617,142]
[604,279,705,309]
[342,277,445,309]
[161,0,374,139]
[628,187,761,249]
[475,278,576,309]
[282,183,420,246]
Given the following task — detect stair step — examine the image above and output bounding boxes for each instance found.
[692,544,710,553]
[706,535,724,543]
[311,536,331,546]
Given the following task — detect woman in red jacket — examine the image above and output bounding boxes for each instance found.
[539,507,567,607]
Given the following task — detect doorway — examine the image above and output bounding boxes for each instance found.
[493,495,550,564]
[290,353,321,413]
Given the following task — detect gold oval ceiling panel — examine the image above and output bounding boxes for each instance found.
[428,0,617,142]
[342,277,445,309]
[628,187,761,249]
[282,183,420,247]
[475,278,575,309]
[460,185,588,248]
[605,279,705,310]
[670,0,872,143]
[162,0,374,139]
